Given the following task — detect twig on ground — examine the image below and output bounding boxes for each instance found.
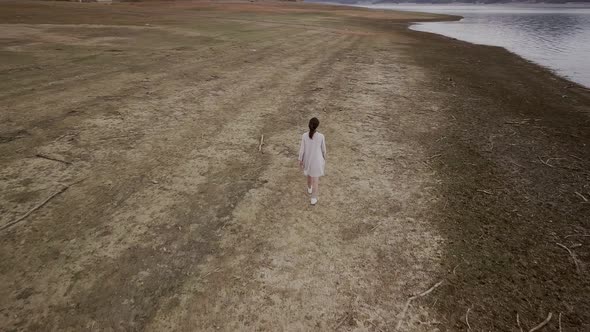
[452,263,461,275]
[529,312,552,332]
[505,120,528,125]
[0,180,82,231]
[258,134,264,153]
[428,153,442,160]
[366,320,384,332]
[511,161,526,169]
[569,154,584,162]
[477,189,493,195]
[335,312,350,330]
[537,156,555,168]
[55,133,69,141]
[466,307,472,331]
[574,191,588,202]
[35,153,71,165]
[558,313,562,332]
[517,313,524,332]
[556,243,582,274]
[396,280,444,330]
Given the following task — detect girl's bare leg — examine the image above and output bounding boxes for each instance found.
[307,176,312,189]
[311,177,319,198]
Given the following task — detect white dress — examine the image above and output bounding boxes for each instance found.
[298,132,326,177]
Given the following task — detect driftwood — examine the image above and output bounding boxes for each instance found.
[1,178,85,231]
[366,320,384,332]
[258,134,264,153]
[477,189,493,195]
[537,156,555,168]
[529,312,552,332]
[36,153,71,165]
[574,191,588,202]
[2,186,68,231]
[428,154,442,160]
[396,280,444,330]
[505,120,528,125]
[334,312,350,330]
[556,243,582,274]
[564,234,590,239]
[466,307,472,331]
[510,160,526,169]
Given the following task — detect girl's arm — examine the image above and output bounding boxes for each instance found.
[321,136,327,160]
[298,135,305,164]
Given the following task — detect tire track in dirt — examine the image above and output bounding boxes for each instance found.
[0,23,312,140]
[0,27,354,331]
[146,33,447,331]
[143,35,364,331]
[0,25,331,222]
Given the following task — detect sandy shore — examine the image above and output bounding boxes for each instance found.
[0,1,588,331]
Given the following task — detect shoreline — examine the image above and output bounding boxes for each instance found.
[401,11,590,330]
[352,2,590,89]
[1,1,588,330]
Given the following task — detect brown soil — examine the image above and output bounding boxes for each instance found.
[0,1,588,331]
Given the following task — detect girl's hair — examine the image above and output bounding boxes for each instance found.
[308,117,320,139]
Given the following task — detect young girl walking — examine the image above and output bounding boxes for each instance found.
[298,117,326,205]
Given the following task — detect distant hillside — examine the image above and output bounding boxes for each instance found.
[311,0,590,4]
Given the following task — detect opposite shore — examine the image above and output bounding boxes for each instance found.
[0,0,588,330]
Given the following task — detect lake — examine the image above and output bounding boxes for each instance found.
[360,4,590,88]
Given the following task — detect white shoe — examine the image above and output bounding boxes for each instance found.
[311,197,318,205]
[307,187,312,194]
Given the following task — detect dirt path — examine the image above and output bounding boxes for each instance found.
[1,1,588,331]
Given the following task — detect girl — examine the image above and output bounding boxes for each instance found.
[298,117,326,205]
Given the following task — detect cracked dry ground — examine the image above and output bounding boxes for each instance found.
[1,1,589,331]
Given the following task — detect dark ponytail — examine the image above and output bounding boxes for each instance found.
[308,117,319,139]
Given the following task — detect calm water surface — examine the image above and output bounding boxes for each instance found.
[362,4,590,87]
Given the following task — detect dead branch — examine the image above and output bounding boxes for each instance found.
[511,161,526,169]
[558,313,562,332]
[366,320,384,332]
[35,153,71,165]
[1,184,70,231]
[258,134,264,153]
[537,156,555,168]
[396,280,444,330]
[466,307,472,331]
[517,313,524,332]
[335,312,350,330]
[556,243,582,274]
[505,120,528,125]
[574,191,588,202]
[529,312,552,332]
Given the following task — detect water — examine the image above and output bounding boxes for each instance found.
[360,4,590,87]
